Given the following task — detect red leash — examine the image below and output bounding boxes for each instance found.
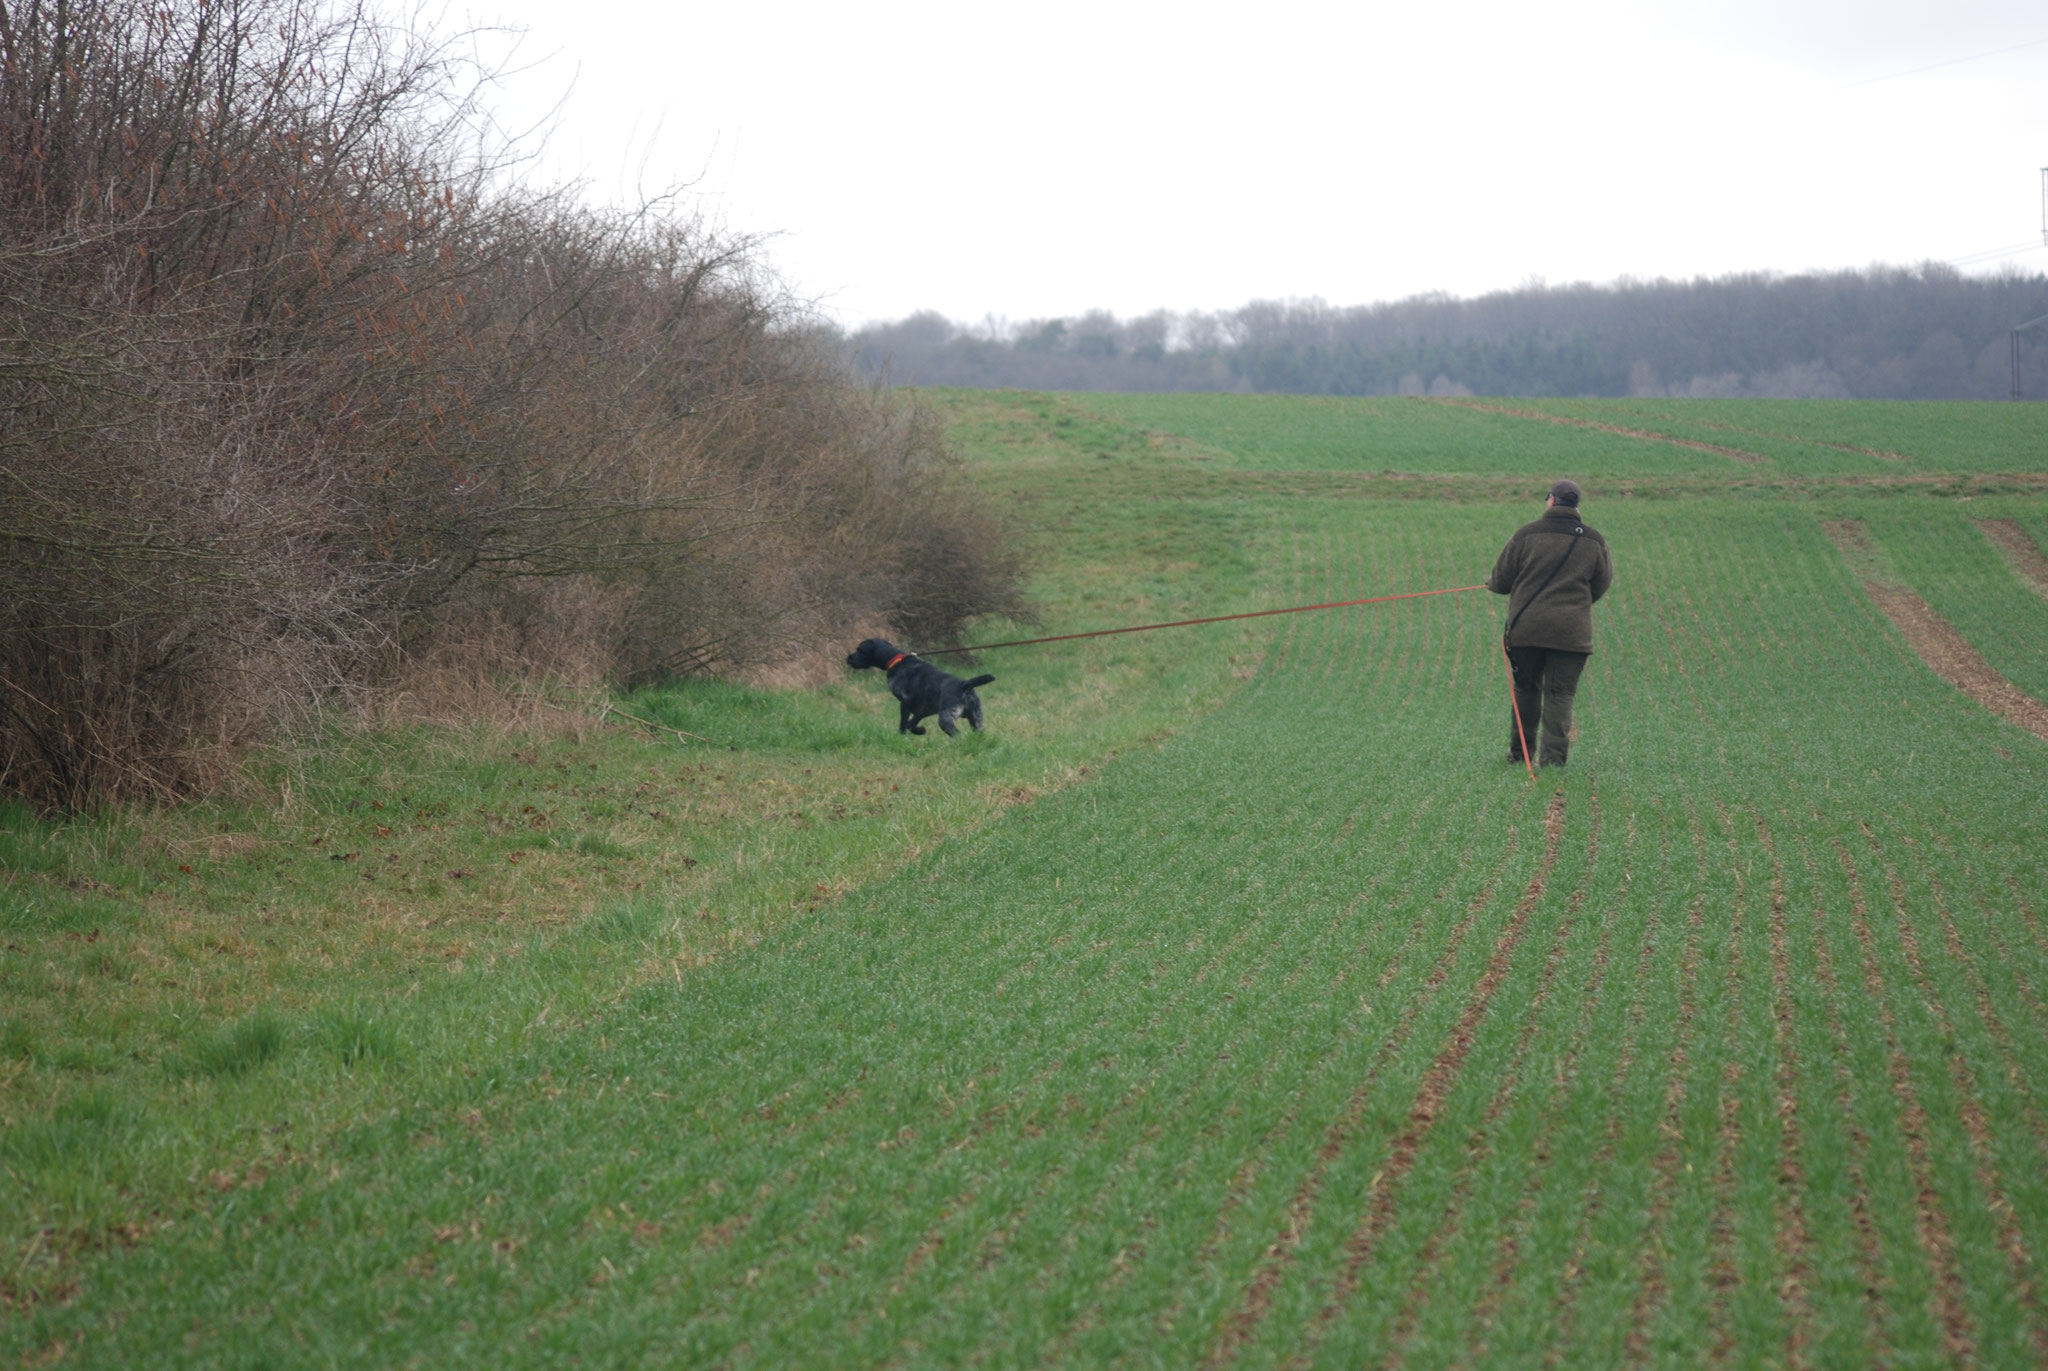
[1501,640,1537,781]
[916,584,1488,658]
[918,582,1536,774]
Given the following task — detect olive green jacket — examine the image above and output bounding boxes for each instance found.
[1488,506,1614,653]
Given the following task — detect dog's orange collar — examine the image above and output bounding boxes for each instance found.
[883,653,906,670]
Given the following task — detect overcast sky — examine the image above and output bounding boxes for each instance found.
[470,0,2048,327]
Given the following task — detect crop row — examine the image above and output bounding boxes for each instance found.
[11,498,2048,1367]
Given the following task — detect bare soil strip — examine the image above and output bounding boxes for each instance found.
[1681,415,1908,462]
[1431,397,1769,464]
[1204,796,1558,1367]
[1822,522,2048,743]
[1198,800,1525,1365]
[1356,793,1598,1371]
[1859,584,2048,741]
[1978,519,2048,601]
[1307,794,1570,1343]
[1163,794,1467,1342]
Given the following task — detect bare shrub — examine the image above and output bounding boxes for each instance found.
[0,0,502,803]
[606,340,1029,686]
[0,0,1025,809]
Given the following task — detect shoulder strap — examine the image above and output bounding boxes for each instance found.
[1504,523,1584,642]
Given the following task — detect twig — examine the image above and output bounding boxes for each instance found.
[502,687,708,743]
[597,701,708,743]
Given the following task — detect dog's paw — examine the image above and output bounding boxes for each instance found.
[907,724,927,735]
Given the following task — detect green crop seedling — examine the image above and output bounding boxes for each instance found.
[4,392,2046,1368]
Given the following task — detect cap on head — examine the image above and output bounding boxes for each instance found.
[1548,479,1582,507]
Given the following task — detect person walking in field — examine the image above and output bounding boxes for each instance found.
[1489,479,1614,766]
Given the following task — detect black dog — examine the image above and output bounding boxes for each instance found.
[845,638,994,736]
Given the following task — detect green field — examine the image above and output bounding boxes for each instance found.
[6,392,2048,1367]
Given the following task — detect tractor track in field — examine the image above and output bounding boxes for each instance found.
[1200,794,1546,1367]
[1299,792,1571,1358]
[1369,788,1604,1371]
[1024,850,1406,1364]
[1978,518,2048,601]
[1136,596,1465,1353]
[1101,566,1465,1356]
[1824,520,2048,743]
[1754,815,1816,1371]
[864,545,1490,1360]
[1430,397,1768,464]
[1676,415,1909,462]
[1858,582,2048,741]
[1834,836,1977,1363]
[1870,824,2048,1360]
[1160,793,1471,1343]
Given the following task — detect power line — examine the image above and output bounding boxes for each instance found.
[1846,34,2048,88]
[1948,239,2045,268]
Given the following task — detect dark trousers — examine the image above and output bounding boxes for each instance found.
[1506,645,1590,765]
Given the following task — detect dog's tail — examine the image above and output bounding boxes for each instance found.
[963,674,995,689]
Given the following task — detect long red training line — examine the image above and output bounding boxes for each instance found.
[1501,639,1538,781]
[918,584,1489,657]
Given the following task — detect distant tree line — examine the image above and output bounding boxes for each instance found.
[0,0,1022,809]
[848,267,2048,400]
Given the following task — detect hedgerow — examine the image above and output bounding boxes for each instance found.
[0,0,1022,808]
